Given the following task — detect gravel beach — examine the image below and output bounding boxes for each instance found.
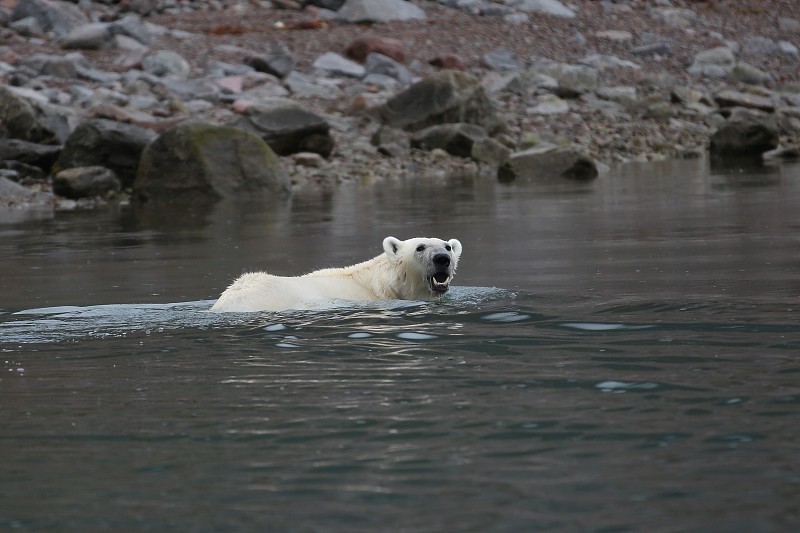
[2,0,800,204]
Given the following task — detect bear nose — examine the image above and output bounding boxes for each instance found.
[433,253,450,268]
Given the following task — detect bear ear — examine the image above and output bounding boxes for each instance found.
[448,238,462,258]
[383,236,403,256]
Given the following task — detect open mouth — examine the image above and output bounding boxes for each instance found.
[428,272,452,294]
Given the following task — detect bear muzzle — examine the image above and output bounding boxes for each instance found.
[428,253,453,294]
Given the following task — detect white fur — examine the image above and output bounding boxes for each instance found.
[210,236,463,312]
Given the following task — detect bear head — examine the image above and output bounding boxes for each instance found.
[382,236,463,298]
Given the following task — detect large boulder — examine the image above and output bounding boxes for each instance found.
[0,86,77,144]
[56,118,157,188]
[233,99,334,157]
[133,121,291,203]
[369,70,502,133]
[710,108,779,158]
[498,144,599,182]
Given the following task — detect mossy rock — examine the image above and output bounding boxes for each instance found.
[133,120,291,203]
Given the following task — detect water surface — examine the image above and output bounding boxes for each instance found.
[2,159,799,532]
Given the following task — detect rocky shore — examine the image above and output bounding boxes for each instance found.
[2,0,800,209]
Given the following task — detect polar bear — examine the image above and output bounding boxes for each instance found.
[210,236,463,312]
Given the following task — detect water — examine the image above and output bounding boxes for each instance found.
[2,159,799,532]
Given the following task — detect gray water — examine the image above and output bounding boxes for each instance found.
[1,159,799,532]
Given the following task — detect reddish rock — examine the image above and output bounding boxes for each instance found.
[215,75,244,93]
[345,35,405,64]
[428,54,466,70]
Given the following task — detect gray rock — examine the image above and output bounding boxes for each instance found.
[763,145,800,160]
[313,52,365,79]
[580,54,640,71]
[742,36,779,55]
[0,139,61,170]
[644,101,673,121]
[12,0,88,38]
[53,166,121,199]
[596,86,637,106]
[528,72,559,92]
[337,0,427,23]
[60,23,112,50]
[20,53,81,79]
[671,86,714,112]
[0,160,48,183]
[0,86,77,144]
[410,123,488,158]
[731,61,771,85]
[482,47,523,71]
[498,144,599,182]
[9,16,44,37]
[369,70,503,133]
[158,77,221,102]
[109,14,152,46]
[532,62,599,97]
[364,53,412,85]
[112,34,147,53]
[304,0,347,9]
[0,176,50,204]
[778,17,800,33]
[283,72,336,99]
[710,108,779,158]
[233,99,334,157]
[504,12,529,23]
[714,90,775,113]
[482,71,526,94]
[568,32,588,47]
[56,119,157,188]
[778,41,799,55]
[471,137,511,166]
[631,41,671,56]
[689,46,736,78]
[362,73,400,89]
[595,30,632,42]
[506,0,575,18]
[245,40,294,79]
[142,50,191,79]
[292,152,326,168]
[371,126,410,157]
[527,94,569,114]
[134,120,290,203]
[649,7,697,28]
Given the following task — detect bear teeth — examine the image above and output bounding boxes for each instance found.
[430,276,451,291]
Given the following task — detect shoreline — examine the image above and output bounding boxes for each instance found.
[2,0,800,209]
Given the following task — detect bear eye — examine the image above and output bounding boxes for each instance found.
[445,245,452,251]
[416,244,426,252]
